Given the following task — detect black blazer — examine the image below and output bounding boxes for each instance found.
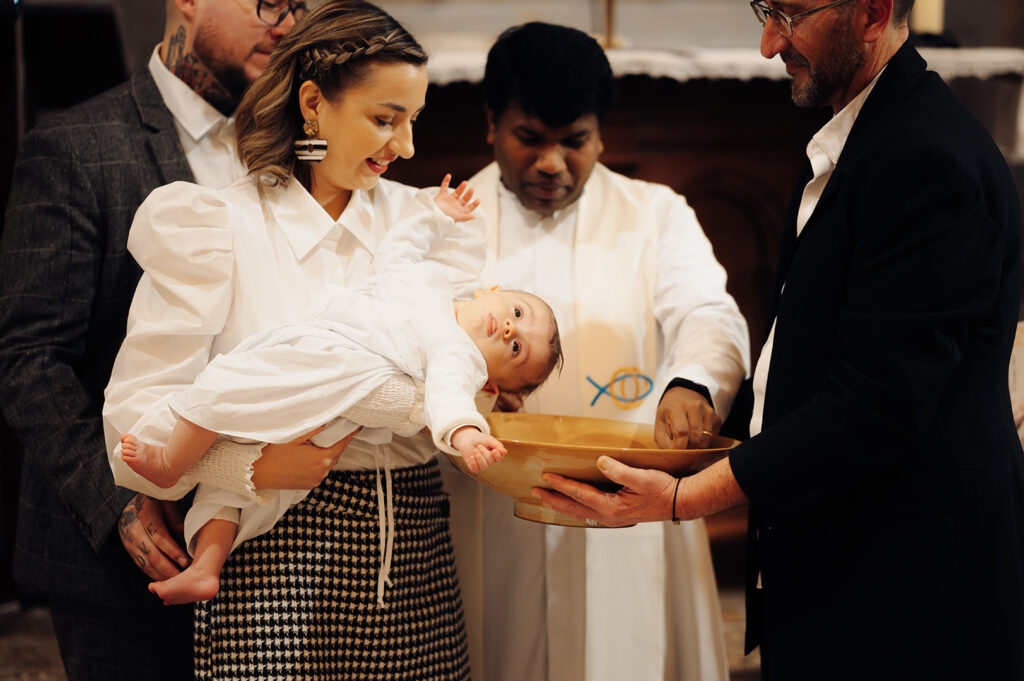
[729,43,1024,680]
[0,69,193,608]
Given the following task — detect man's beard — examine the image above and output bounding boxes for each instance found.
[193,24,250,106]
[785,16,866,108]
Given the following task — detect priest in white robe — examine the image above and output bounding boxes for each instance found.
[441,22,750,681]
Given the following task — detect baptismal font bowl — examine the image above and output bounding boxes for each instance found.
[444,412,739,527]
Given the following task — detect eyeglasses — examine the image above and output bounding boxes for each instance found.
[750,0,854,38]
[256,0,308,27]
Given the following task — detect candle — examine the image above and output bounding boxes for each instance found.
[602,0,616,48]
[911,0,945,35]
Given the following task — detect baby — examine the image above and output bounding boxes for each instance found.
[117,176,562,605]
[122,286,561,481]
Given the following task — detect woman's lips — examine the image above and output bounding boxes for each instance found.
[366,159,392,174]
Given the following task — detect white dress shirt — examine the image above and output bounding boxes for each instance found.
[750,69,886,437]
[148,47,247,188]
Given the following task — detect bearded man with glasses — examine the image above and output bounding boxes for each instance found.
[536,1,1024,679]
[0,1,307,679]
[750,0,867,107]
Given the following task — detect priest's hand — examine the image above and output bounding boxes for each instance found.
[656,386,721,449]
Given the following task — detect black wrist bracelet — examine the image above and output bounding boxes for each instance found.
[671,476,682,525]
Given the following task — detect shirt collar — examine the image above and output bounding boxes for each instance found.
[266,175,376,260]
[807,65,887,167]
[148,46,230,142]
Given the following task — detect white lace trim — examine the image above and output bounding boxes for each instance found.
[180,437,267,504]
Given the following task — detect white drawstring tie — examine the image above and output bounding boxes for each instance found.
[374,445,395,607]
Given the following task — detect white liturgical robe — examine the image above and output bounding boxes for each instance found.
[442,162,749,681]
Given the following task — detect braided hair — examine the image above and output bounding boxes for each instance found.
[299,30,405,76]
[236,0,427,185]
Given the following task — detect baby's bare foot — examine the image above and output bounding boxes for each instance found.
[120,433,178,488]
[149,569,220,605]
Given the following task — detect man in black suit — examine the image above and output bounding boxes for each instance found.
[535,1,1024,679]
[0,1,303,678]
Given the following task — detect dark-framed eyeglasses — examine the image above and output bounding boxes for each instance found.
[750,0,854,38]
[256,0,308,27]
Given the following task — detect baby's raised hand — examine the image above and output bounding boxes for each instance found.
[451,425,507,473]
[435,173,480,222]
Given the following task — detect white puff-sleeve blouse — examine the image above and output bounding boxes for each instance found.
[102,174,459,501]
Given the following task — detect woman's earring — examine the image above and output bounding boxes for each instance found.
[293,119,327,162]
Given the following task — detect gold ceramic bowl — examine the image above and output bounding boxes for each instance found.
[445,412,738,527]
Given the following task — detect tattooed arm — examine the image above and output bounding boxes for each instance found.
[118,495,191,580]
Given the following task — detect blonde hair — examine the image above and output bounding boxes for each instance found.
[235,0,427,185]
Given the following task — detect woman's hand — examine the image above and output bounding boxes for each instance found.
[655,386,721,449]
[118,494,190,580]
[251,425,359,490]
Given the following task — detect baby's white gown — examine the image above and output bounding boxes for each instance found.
[167,197,491,575]
[170,268,489,454]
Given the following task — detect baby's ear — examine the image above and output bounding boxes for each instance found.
[473,285,501,299]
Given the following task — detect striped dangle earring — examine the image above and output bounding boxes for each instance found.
[294,119,327,162]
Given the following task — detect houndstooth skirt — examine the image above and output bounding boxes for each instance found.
[194,459,470,681]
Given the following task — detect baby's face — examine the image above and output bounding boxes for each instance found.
[456,288,555,394]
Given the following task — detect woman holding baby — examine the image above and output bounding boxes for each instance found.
[103,2,478,678]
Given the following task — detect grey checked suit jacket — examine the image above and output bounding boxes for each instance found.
[0,68,194,608]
